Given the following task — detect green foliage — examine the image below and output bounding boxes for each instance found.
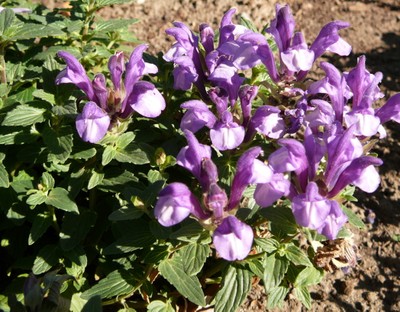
[0,0,377,311]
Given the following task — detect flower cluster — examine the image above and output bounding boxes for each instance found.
[56,44,166,143]
[154,4,400,261]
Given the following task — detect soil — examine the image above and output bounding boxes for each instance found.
[96,1,400,311]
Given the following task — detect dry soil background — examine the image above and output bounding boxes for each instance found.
[97,1,400,311]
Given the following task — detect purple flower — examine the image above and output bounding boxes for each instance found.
[75,102,110,144]
[155,143,267,261]
[261,4,351,82]
[56,45,165,143]
[164,8,263,103]
[248,105,286,139]
[254,173,291,208]
[213,216,254,261]
[154,183,208,226]
[176,130,212,189]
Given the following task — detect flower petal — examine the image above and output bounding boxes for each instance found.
[75,102,110,143]
[213,216,253,261]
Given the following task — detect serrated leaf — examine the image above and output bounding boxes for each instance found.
[214,265,252,312]
[267,286,289,309]
[46,187,79,213]
[81,270,139,300]
[82,295,102,312]
[102,145,116,165]
[103,220,155,255]
[254,237,279,253]
[147,300,175,312]
[88,171,104,190]
[60,211,96,251]
[29,212,53,245]
[65,247,88,277]
[2,105,46,126]
[26,191,47,206]
[33,90,55,105]
[43,125,74,163]
[32,244,59,274]
[293,286,312,309]
[263,255,289,291]
[0,8,15,35]
[108,206,143,221]
[341,205,366,229]
[95,18,138,33]
[0,163,9,187]
[41,172,55,190]
[294,266,323,287]
[284,244,312,267]
[158,257,205,307]
[12,23,65,40]
[70,146,97,160]
[177,244,210,276]
[115,143,150,165]
[94,0,133,8]
[259,207,298,238]
[143,245,169,264]
[116,132,135,149]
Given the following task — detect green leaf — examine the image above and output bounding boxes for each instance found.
[102,145,116,166]
[267,286,289,309]
[214,265,252,312]
[2,105,46,126]
[46,187,79,213]
[43,125,74,163]
[108,206,143,221]
[115,142,150,165]
[294,266,323,287]
[254,237,279,253]
[263,255,289,291]
[143,245,169,264]
[81,270,140,300]
[158,257,206,307]
[177,244,210,276]
[116,132,135,149]
[0,8,15,35]
[88,171,104,190]
[28,212,52,245]
[12,23,65,40]
[284,244,312,267]
[341,205,366,229]
[65,247,88,277]
[259,206,298,238]
[103,220,155,255]
[32,244,60,274]
[82,295,102,312]
[293,286,312,309]
[0,163,9,187]
[41,172,55,190]
[26,191,47,206]
[94,0,134,8]
[33,90,55,105]
[147,300,175,312]
[60,211,96,251]
[95,18,138,33]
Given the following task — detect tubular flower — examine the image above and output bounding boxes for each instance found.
[56,44,165,143]
[155,138,270,261]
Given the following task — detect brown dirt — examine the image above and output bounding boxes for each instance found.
[98,0,400,311]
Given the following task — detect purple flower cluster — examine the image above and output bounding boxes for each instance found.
[154,4,400,261]
[56,44,166,143]
[154,131,271,260]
